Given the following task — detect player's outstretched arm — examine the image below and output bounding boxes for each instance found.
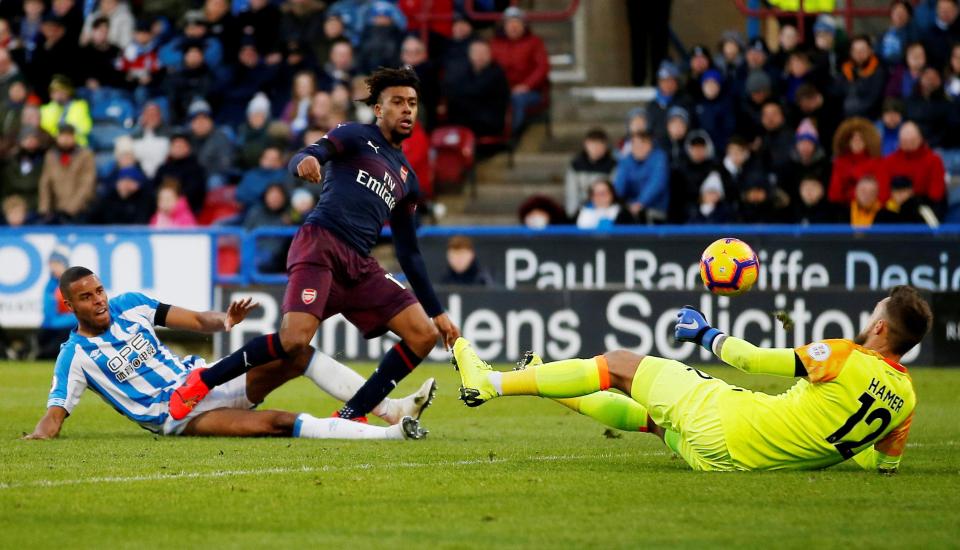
[23,406,68,440]
[164,298,259,333]
[674,306,804,377]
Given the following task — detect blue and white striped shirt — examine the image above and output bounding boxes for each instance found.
[47,292,199,433]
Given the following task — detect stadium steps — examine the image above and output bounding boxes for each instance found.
[475,152,569,184]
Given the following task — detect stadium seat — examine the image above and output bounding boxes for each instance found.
[90,91,136,127]
[94,151,116,180]
[217,238,241,276]
[475,107,514,167]
[197,185,241,226]
[524,83,553,139]
[430,126,476,194]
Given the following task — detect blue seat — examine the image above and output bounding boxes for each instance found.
[94,152,116,180]
[90,94,136,127]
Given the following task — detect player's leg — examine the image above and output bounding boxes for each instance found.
[329,251,439,418]
[519,352,650,433]
[303,351,437,423]
[180,408,426,440]
[453,338,615,406]
[168,268,330,419]
[553,393,651,433]
[237,347,436,423]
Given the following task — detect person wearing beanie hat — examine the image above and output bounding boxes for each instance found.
[39,75,92,147]
[685,44,713,101]
[490,2,549,135]
[695,68,735,152]
[187,97,235,187]
[714,30,745,82]
[661,104,691,168]
[688,170,734,224]
[647,59,694,144]
[781,118,829,206]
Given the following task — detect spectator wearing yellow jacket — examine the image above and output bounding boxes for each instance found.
[39,76,92,147]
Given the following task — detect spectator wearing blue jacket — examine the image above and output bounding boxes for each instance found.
[613,130,669,223]
[236,146,289,211]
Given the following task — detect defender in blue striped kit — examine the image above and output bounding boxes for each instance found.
[25,267,431,441]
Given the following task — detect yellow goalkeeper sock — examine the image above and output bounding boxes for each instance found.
[554,392,649,432]
[496,356,610,398]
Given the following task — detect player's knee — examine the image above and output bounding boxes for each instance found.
[407,323,440,357]
[603,350,645,393]
[279,325,314,356]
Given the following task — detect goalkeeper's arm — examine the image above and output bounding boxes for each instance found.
[712,334,806,377]
[674,306,804,377]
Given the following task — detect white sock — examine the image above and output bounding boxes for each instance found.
[303,351,392,419]
[293,414,405,440]
[488,371,503,395]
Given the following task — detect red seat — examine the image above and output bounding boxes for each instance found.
[197,186,241,226]
[430,126,476,192]
[217,241,240,276]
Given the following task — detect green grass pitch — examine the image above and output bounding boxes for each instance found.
[1,361,959,548]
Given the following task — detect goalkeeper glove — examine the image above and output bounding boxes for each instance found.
[674,306,723,352]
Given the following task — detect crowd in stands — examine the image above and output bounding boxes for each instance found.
[0,0,543,232]
[2,0,958,234]
[557,0,960,229]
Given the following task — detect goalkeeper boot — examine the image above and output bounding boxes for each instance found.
[168,368,210,420]
[383,377,437,423]
[400,416,429,440]
[452,337,497,407]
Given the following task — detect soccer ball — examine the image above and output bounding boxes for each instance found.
[699,238,759,296]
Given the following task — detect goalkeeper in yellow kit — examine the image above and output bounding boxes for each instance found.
[452,286,932,473]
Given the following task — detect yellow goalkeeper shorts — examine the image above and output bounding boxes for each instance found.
[630,356,740,472]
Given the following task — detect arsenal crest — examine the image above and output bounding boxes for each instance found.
[301,288,317,304]
[400,166,409,182]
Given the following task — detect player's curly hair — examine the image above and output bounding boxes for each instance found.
[363,66,421,107]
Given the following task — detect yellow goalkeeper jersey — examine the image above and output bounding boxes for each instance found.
[718,339,915,471]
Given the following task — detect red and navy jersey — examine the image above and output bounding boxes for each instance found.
[291,123,420,256]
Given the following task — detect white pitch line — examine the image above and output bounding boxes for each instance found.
[0,452,640,491]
